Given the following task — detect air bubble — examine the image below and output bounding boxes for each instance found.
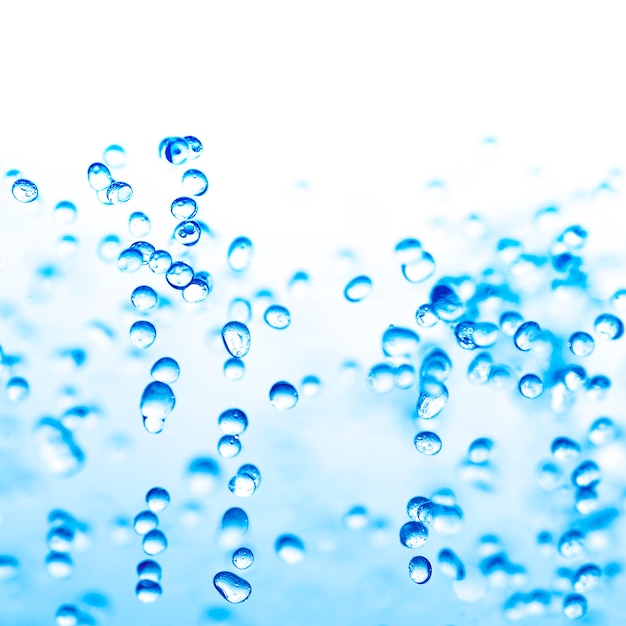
[46,552,73,578]
[416,378,448,419]
[232,547,254,570]
[142,529,167,555]
[571,460,601,487]
[160,137,189,165]
[140,382,175,434]
[382,326,420,356]
[367,363,395,394]
[136,580,162,603]
[468,438,493,464]
[54,201,77,224]
[414,431,442,455]
[594,313,623,340]
[222,322,251,358]
[227,237,253,272]
[416,303,440,328]
[301,375,322,397]
[519,374,543,399]
[131,286,158,311]
[399,521,428,548]
[171,197,198,220]
[499,311,524,336]
[394,238,421,264]
[6,377,29,402]
[344,276,372,302]
[133,510,158,535]
[183,278,211,303]
[106,181,133,204]
[408,555,432,584]
[224,358,245,381]
[146,487,170,512]
[568,332,595,357]
[551,437,580,461]
[588,417,615,446]
[514,321,541,351]
[184,136,203,158]
[129,212,151,236]
[558,530,585,559]
[269,381,298,410]
[151,358,180,384]
[117,248,143,273]
[182,169,208,196]
[401,252,436,284]
[129,321,156,348]
[218,435,241,458]
[87,163,112,191]
[213,571,251,603]
[149,250,173,274]
[275,534,305,564]
[264,305,291,330]
[218,409,248,435]
[166,262,194,289]
[103,144,126,169]
[563,593,587,619]
[229,298,252,323]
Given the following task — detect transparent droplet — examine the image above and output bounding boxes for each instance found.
[106,181,133,204]
[468,438,493,464]
[519,374,543,399]
[563,593,587,619]
[393,363,415,389]
[228,473,256,497]
[269,381,298,410]
[184,136,203,159]
[588,417,615,446]
[117,248,144,273]
[455,321,478,350]
[536,460,564,491]
[228,298,252,323]
[131,285,158,311]
[344,276,373,302]
[151,357,180,384]
[394,238,422,264]
[130,321,156,348]
[130,241,155,263]
[222,321,251,358]
[87,163,112,191]
[414,431,442,455]
[129,212,151,236]
[166,262,194,289]
[218,435,242,458]
[171,197,198,220]
[53,200,77,225]
[6,377,29,402]
[407,496,430,522]
[182,169,208,196]
[430,283,464,321]
[420,349,452,382]
[160,137,189,165]
[34,418,84,477]
[416,303,440,328]
[173,220,201,246]
[213,571,251,604]
[288,271,310,297]
[561,365,587,391]
[558,530,585,559]
[568,332,595,357]
[137,559,162,582]
[222,507,249,540]
[183,278,211,303]
[382,326,420,356]
[136,580,162,603]
[133,510,158,535]
[408,555,432,584]
[401,252,436,284]
[142,529,167,556]
[431,504,464,537]
[140,382,175,434]
[416,378,448,419]
[146,487,170,512]
[275,534,305,564]
[343,505,369,530]
[367,363,395,394]
[438,548,465,580]
[264,305,291,330]
[571,460,601,487]
[488,365,515,390]
[399,521,428,548]
[103,144,126,169]
[228,237,253,272]
[149,250,173,274]
[301,375,322,397]
[499,311,524,336]
[224,358,245,381]
[218,409,248,435]
[232,547,254,570]
[46,552,73,578]
[514,321,542,351]
[594,313,624,340]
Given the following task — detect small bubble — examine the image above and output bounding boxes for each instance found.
[136,580,162,603]
[399,521,428,549]
[401,252,436,284]
[117,248,144,273]
[222,322,251,358]
[142,529,167,556]
[408,555,432,584]
[87,163,112,191]
[227,237,253,272]
[343,505,369,530]
[151,357,180,384]
[551,436,581,461]
[171,197,198,220]
[588,417,615,446]
[594,313,623,340]
[222,507,249,536]
[414,431,442,455]
[438,548,465,580]
[519,374,543,399]
[130,321,156,348]
[558,530,585,559]
[173,220,201,246]
[229,298,252,323]
[160,137,189,165]
[137,559,162,581]
[568,332,595,357]
[416,378,448,419]
[183,278,211,303]
[129,212,151,236]
[571,460,601,487]
[275,534,305,564]
[218,435,242,458]
[264,305,291,330]
[224,358,245,381]
[367,363,395,394]
[514,321,541,351]
[394,238,422,264]
[213,571,251,603]
[499,311,524,336]
[232,547,254,570]
[182,169,208,196]
[184,136,203,158]
[228,473,257,497]
[133,510,158,535]
[6,377,29,402]
[106,181,133,204]
[563,593,587,619]
[536,460,564,490]
[430,283,464,321]
[488,365,515,390]
[467,352,492,385]
[269,381,298,410]
[301,375,322,397]
[46,551,73,578]
[166,262,194,289]
[55,604,86,626]
[146,487,170,512]
[420,349,452,382]
[394,363,416,389]
[344,276,373,302]
[382,326,420,356]
[131,285,158,312]
[219,409,248,435]
[103,144,126,168]
[53,200,77,225]
[149,250,173,274]
[415,303,440,328]
[407,497,430,522]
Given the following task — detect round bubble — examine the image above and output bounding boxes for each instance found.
[130,241,155,263]
[47,526,75,552]
[468,438,493,463]
[571,460,600,487]
[301,375,322,397]
[131,285,158,311]
[394,238,421,264]
[275,534,305,564]
[149,250,173,274]
[588,417,615,446]
[343,505,369,530]
[228,473,257,497]
[171,197,198,220]
[173,220,201,246]
[182,169,208,196]
[184,136,203,158]
[367,363,395,394]
[558,530,585,559]
[6,377,29,402]
[416,378,448,419]
[129,212,151,236]
[224,358,245,381]
[53,200,77,224]
[519,374,543,399]
[499,311,524,336]
[382,326,420,356]
[218,409,248,435]
[401,252,436,284]
[399,521,428,548]
[106,181,133,204]
[414,431,442,455]
[182,278,211,304]
[161,137,189,165]
[407,496,430,522]
[594,313,623,340]
[140,382,175,434]
[228,237,253,272]
[344,276,373,302]
[563,593,587,619]
[568,332,595,357]
[117,248,143,272]
[415,303,440,328]
[133,510,158,535]
[229,298,252,323]
[87,163,112,191]
[213,571,251,604]
[166,262,194,289]
[151,357,180,383]
[46,552,73,578]
[264,305,291,330]
[103,144,126,169]
[142,529,167,555]
[146,487,170,512]
[269,381,298,410]
[130,321,156,348]
[408,556,432,584]
[98,235,121,262]
[218,435,242,458]
[514,321,541,351]
[232,547,254,570]
[136,580,162,603]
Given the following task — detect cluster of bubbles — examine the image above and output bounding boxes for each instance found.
[45,510,89,580]
[140,357,179,434]
[87,145,133,206]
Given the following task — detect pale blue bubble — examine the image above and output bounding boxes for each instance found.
[137,559,162,581]
[594,313,623,340]
[416,378,448,419]
[415,303,440,328]
[149,250,173,274]
[6,376,29,402]
[106,181,133,204]
[518,374,543,399]
[222,321,251,358]
[182,169,208,196]
[54,200,78,225]
[514,321,541,351]
[87,163,112,191]
[183,278,211,303]
[394,363,415,389]
[573,563,601,592]
[228,237,253,272]
[12,178,38,202]
[264,305,291,329]
[401,251,436,284]
[420,348,452,382]
[430,283,464,321]
[343,505,369,530]
[130,321,156,348]
[131,285,158,311]
[288,271,310,296]
[213,571,251,603]
[133,510,158,535]
[224,358,245,381]
[344,275,372,302]
[98,235,122,263]
[438,548,465,580]
[301,375,322,396]
[551,437,580,461]
[228,473,257,497]
[232,547,254,569]
[568,331,595,357]
[129,212,151,237]
[269,381,298,410]
[174,220,201,246]
[166,262,194,289]
[117,248,144,272]
[499,311,524,336]
[382,326,420,356]
[142,529,167,555]
[588,417,615,446]
[151,357,180,383]
[146,487,170,512]
[394,238,422,264]
[160,137,189,165]
[468,438,493,463]
[408,555,432,584]
[558,530,585,559]
[218,409,248,435]
[414,431,442,455]
[46,551,73,578]
[130,241,155,263]
[103,144,126,169]
[563,593,587,619]
[571,460,600,487]
[47,526,75,552]
[222,507,249,534]
[489,364,516,390]
[140,381,175,434]
[275,534,305,564]
[228,298,252,323]
[218,435,241,458]
[399,521,428,548]
[171,197,198,220]
[367,363,395,394]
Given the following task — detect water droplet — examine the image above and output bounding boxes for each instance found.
[382,326,420,356]
[222,507,249,540]
[275,534,305,564]
[166,262,194,289]
[129,212,151,236]
[232,547,254,569]
[416,378,448,419]
[558,530,585,559]
[394,364,415,389]
[53,200,77,225]
[468,438,493,463]
[264,305,291,330]
[594,313,624,340]
[408,555,432,584]
[421,349,452,382]
[431,504,464,536]
[438,548,465,580]
[407,496,430,522]
[228,473,256,497]
[571,460,601,487]
[146,487,170,512]
[47,526,75,552]
[269,381,298,410]
[414,431,442,455]
[222,321,251,358]
[103,144,126,169]
[133,510,158,535]
[288,271,310,297]
[213,571,252,603]
[218,435,242,458]
[117,248,144,273]
[136,580,162,603]
[514,321,542,351]
[150,358,180,384]
[415,303,440,328]
[149,250,173,274]
[519,374,543,398]
[174,220,201,246]
[227,237,253,272]
[87,163,112,191]
[183,278,211,303]
[499,311,524,336]
[568,332,595,357]
[401,251,436,284]
[399,521,428,548]
[218,409,248,435]
[588,417,615,446]
[160,137,189,165]
[131,286,158,312]
[228,298,252,323]
[137,559,162,581]
[140,382,175,434]
[344,276,372,302]
[12,178,39,203]
[106,181,133,204]
[130,321,156,348]
[563,593,587,619]
[142,529,167,555]
[184,136,203,158]
[343,505,369,530]
[536,460,564,490]
[6,376,29,402]
[35,418,84,477]
[394,238,422,264]
[224,358,245,381]
[366,363,395,394]
[430,283,464,321]
[182,169,208,196]
[488,364,515,390]
[129,241,155,263]
[46,551,73,578]
[171,197,198,220]
[301,375,322,397]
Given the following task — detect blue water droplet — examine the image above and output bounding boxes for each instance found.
[130,241,155,263]
[184,136,203,159]
[106,181,133,204]
[394,238,422,264]
[264,305,291,330]
[394,364,415,389]
[12,178,38,203]
[232,547,254,570]
[146,487,170,512]
[366,363,395,394]
[573,563,601,592]
[430,283,464,321]
[301,375,322,397]
[170,197,198,220]
[183,278,211,303]
[54,200,78,225]
[228,237,253,272]
[117,248,144,273]
[558,530,585,559]
[46,551,73,578]
[399,521,428,548]
[594,313,623,340]
[514,321,542,351]
[499,311,524,336]
[415,303,440,328]
[438,548,465,580]
[588,417,615,446]
[467,352,492,385]
[228,298,252,323]
[275,534,305,564]
[416,378,448,419]
[408,555,432,584]
[571,460,601,487]
[224,357,245,381]
[129,211,151,236]
[519,374,543,399]
[218,409,248,435]
[129,321,156,348]
[414,431,442,455]
[568,331,595,357]
[213,571,252,603]
[228,472,257,497]
[148,250,172,274]
[563,593,587,619]
[140,382,175,434]
[401,251,436,284]
[269,381,298,410]
[87,163,112,191]
[344,276,372,302]
[174,220,201,246]
[166,262,194,289]
[382,326,420,356]
[136,579,162,603]
[420,348,452,382]
[6,376,29,402]
[222,322,251,358]
[133,510,158,535]
[151,357,180,384]
[468,438,493,463]
[182,169,208,196]
[160,137,189,165]
[218,435,241,458]
[137,559,162,582]
[131,285,158,311]
[103,144,126,169]
[142,529,167,555]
